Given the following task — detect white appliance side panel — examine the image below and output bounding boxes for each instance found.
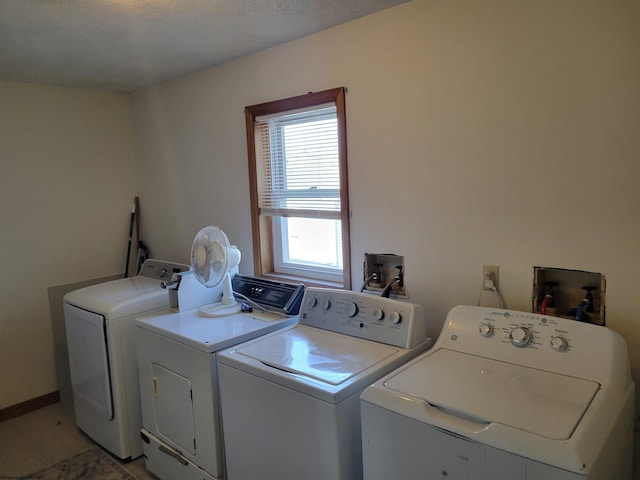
[64,303,113,420]
[115,313,145,459]
[64,304,142,459]
[218,362,363,480]
[152,363,196,455]
[361,402,585,480]
[362,400,486,480]
[234,326,399,385]
[384,349,599,440]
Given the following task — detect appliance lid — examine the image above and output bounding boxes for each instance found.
[63,276,165,315]
[384,349,600,440]
[67,276,159,302]
[136,310,298,354]
[235,326,400,386]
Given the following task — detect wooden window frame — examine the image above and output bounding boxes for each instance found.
[245,87,351,289]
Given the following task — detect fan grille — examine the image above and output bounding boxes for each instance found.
[190,226,230,288]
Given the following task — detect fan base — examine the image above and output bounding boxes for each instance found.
[198,301,241,318]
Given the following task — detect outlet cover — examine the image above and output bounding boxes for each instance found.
[482,264,499,291]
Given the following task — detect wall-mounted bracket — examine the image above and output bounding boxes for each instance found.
[532,266,606,325]
[362,253,407,298]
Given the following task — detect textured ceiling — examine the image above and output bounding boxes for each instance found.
[0,0,409,93]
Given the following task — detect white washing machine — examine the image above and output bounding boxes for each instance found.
[360,305,635,480]
[63,259,189,460]
[217,287,432,480]
[135,276,303,480]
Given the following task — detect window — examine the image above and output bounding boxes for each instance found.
[245,88,351,288]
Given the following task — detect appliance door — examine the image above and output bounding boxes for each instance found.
[152,363,196,455]
[64,303,113,420]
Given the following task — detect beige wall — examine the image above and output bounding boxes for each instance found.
[131,0,640,417]
[0,82,137,408]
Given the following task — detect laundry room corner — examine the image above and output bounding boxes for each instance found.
[0,81,138,412]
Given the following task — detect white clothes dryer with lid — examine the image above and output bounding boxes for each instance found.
[360,305,635,480]
[63,259,189,460]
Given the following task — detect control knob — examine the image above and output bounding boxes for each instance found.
[510,326,533,348]
[321,298,331,310]
[308,296,318,308]
[372,308,385,321]
[389,311,402,324]
[550,336,569,351]
[345,302,359,318]
[479,323,494,337]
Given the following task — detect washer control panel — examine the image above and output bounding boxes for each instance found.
[139,259,190,282]
[440,305,627,386]
[453,308,586,358]
[231,275,305,315]
[475,310,575,352]
[299,287,427,348]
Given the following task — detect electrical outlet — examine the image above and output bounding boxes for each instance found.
[483,264,499,291]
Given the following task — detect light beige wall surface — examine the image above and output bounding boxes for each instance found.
[0,82,137,408]
[131,0,640,423]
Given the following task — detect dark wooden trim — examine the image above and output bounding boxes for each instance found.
[335,87,352,289]
[245,88,345,118]
[245,87,352,287]
[0,391,60,422]
[245,107,263,276]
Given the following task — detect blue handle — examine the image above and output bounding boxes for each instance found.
[576,301,587,321]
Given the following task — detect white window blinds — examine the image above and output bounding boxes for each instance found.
[255,105,341,220]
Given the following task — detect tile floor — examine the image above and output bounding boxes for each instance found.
[0,402,155,479]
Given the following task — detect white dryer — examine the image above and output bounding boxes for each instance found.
[217,287,432,480]
[360,305,635,480]
[135,276,303,480]
[63,259,189,460]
